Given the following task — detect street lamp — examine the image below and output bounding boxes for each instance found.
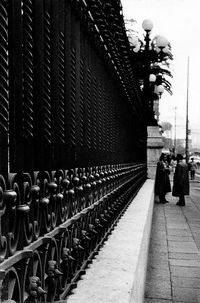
[157,84,164,97]
[149,73,156,83]
[129,19,173,125]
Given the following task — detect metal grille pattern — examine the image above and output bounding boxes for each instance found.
[80,59,84,148]
[0,163,146,302]
[0,0,147,301]
[58,31,66,144]
[92,76,98,151]
[86,69,92,150]
[22,0,34,139]
[0,0,9,135]
[42,10,52,145]
[70,48,77,149]
[0,0,9,177]
[6,0,147,171]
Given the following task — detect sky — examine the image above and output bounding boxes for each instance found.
[121,0,200,147]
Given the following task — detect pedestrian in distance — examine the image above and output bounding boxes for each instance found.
[188,157,197,180]
[172,153,189,206]
[154,153,171,204]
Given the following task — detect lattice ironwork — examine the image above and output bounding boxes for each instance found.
[22,0,34,140]
[0,0,147,301]
[58,31,66,144]
[0,163,146,301]
[42,10,52,145]
[0,0,9,176]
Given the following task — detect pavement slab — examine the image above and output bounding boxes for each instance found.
[145,180,200,303]
[168,241,198,253]
[169,259,200,267]
[169,252,200,260]
[167,235,194,242]
[172,287,200,303]
[170,266,200,278]
[171,276,200,289]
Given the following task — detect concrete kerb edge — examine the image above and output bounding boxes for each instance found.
[129,179,155,303]
[66,179,155,303]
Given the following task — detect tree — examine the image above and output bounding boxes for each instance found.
[163,137,173,150]
[161,122,173,151]
[160,122,172,132]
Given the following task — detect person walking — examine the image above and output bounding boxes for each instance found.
[172,153,189,206]
[154,153,171,203]
[188,157,197,180]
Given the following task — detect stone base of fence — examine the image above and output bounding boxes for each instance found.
[147,126,164,179]
[65,179,155,303]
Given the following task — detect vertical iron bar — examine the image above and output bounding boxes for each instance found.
[22,0,35,170]
[34,0,45,170]
[71,13,81,166]
[64,0,71,168]
[51,0,60,169]
[0,0,9,178]
[9,0,24,172]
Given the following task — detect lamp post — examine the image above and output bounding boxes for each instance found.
[129,19,173,126]
[129,19,173,179]
[185,56,189,163]
[174,106,177,154]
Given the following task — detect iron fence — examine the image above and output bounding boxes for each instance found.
[0,0,147,301]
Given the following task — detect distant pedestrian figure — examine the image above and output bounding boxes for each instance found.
[188,158,197,180]
[154,153,171,203]
[172,154,189,206]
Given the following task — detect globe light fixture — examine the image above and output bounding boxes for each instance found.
[129,18,173,125]
[149,74,156,83]
[130,35,139,48]
[156,35,168,49]
[157,84,164,97]
[142,19,153,32]
[133,42,141,53]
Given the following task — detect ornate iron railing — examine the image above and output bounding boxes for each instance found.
[0,0,147,301]
[0,163,146,302]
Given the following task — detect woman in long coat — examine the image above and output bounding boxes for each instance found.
[155,153,171,203]
[172,153,189,206]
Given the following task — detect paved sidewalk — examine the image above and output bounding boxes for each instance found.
[145,180,200,303]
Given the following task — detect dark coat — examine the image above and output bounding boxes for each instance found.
[172,161,189,196]
[154,160,171,195]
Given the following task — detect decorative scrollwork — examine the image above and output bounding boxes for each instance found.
[1,267,21,302]
[0,163,146,302]
[70,222,84,275]
[5,175,19,256]
[0,1,149,301]
[27,276,46,300]
[30,181,41,240]
[21,173,33,246]
[59,228,73,289]
[36,171,51,234]
[24,250,46,302]
[44,238,62,302]
[0,175,7,262]
[52,170,65,225]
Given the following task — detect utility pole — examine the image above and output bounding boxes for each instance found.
[174,106,177,154]
[185,56,189,163]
